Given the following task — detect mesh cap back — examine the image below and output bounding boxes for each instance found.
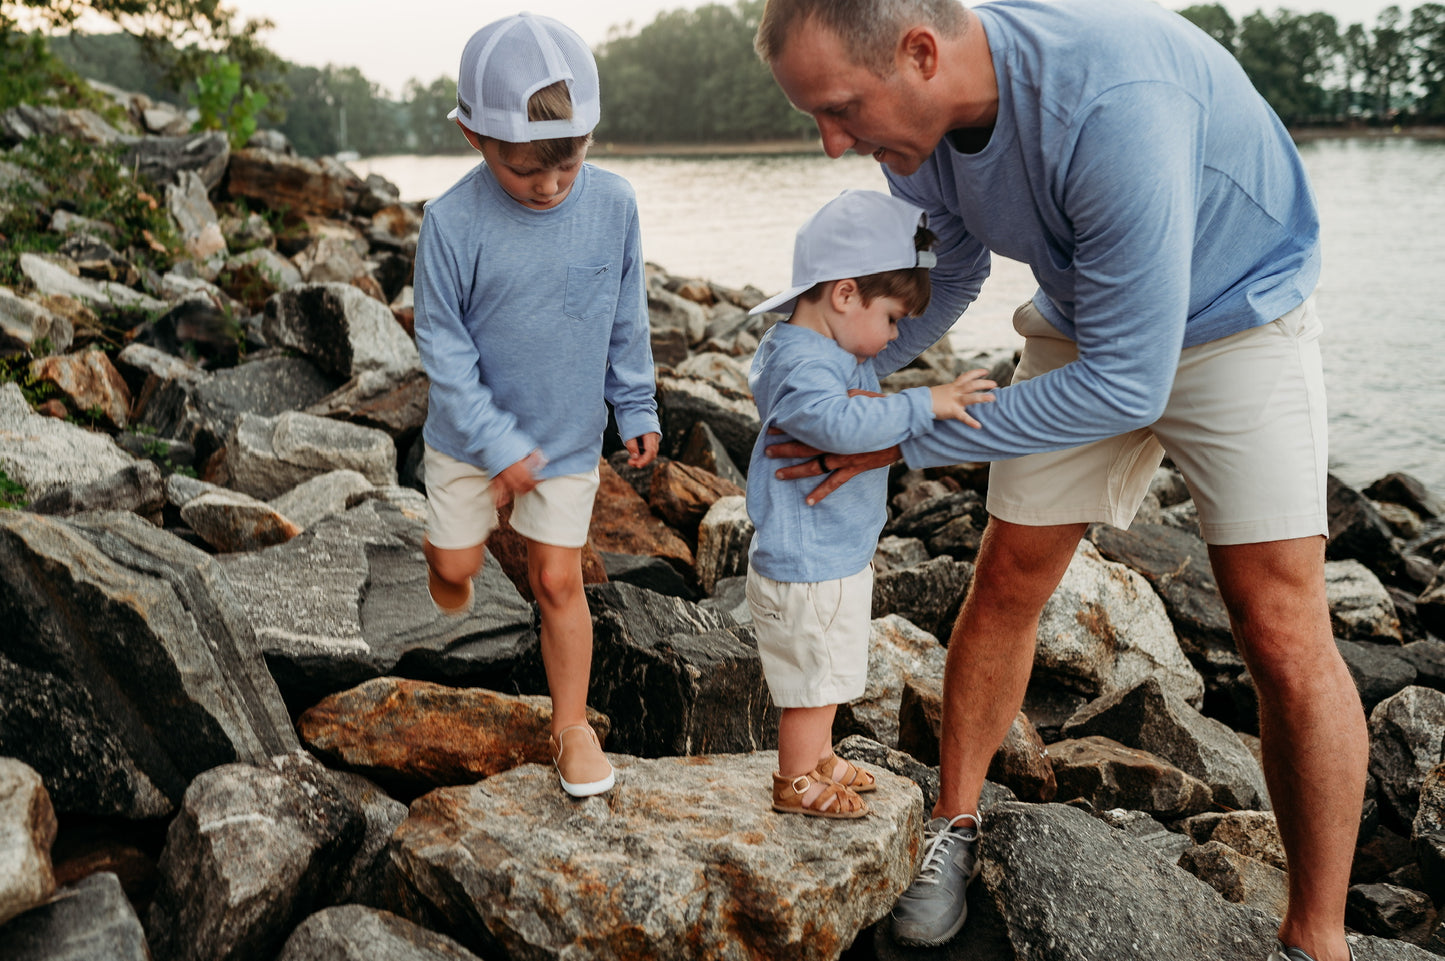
[448,13,600,142]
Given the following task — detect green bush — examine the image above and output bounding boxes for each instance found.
[0,466,26,509]
[0,134,182,289]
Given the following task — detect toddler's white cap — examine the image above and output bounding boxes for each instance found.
[750,189,936,317]
[448,12,600,142]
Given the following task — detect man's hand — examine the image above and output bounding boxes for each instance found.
[491,449,545,507]
[764,431,903,506]
[624,431,661,468]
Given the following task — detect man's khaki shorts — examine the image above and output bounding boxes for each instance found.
[746,565,873,709]
[423,444,599,550]
[987,298,1328,546]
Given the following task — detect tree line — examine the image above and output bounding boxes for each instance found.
[5,0,1445,158]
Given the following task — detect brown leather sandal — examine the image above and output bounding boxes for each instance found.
[819,752,877,793]
[772,770,868,819]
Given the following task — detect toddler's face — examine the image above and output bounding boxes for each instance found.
[482,140,586,210]
[836,294,907,362]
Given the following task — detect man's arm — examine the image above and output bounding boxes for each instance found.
[899,83,1203,467]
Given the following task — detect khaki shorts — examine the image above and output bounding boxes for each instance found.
[988,298,1328,546]
[745,565,873,709]
[423,444,600,549]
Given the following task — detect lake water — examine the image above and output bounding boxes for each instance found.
[355,138,1445,496]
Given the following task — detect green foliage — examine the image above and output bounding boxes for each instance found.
[0,466,25,509]
[1178,4,1238,54]
[593,1,815,144]
[0,134,182,288]
[0,354,55,407]
[190,56,269,148]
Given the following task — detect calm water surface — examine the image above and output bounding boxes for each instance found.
[356,139,1445,494]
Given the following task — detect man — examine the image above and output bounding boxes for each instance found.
[753,2,1364,960]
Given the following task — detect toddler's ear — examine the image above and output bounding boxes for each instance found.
[829,278,860,310]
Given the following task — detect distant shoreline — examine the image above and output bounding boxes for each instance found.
[586,127,1445,157]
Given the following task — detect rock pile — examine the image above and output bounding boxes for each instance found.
[2,93,1445,961]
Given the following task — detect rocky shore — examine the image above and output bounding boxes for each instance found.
[2,90,1445,961]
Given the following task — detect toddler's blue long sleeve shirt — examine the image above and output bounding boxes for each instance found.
[746,323,937,583]
[413,161,659,479]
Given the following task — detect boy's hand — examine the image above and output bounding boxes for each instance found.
[624,432,661,468]
[929,369,997,427]
[491,449,545,508]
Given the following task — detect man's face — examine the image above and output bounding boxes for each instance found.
[769,18,943,176]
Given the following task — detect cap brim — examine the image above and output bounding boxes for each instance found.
[446,106,460,121]
[749,283,812,317]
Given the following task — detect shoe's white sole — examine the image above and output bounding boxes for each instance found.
[559,768,615,797]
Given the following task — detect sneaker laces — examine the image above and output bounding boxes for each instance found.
[914,812,980,886]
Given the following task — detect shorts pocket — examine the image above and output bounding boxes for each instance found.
[564,263,618,321]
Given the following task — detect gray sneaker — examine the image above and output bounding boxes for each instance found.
[1266,942,1356,961]
[889,812,981,947]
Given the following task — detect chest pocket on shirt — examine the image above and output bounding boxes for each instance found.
[564,263,618,321]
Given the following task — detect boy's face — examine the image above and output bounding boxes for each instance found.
[835,292,907,362]
[479,138,586,210]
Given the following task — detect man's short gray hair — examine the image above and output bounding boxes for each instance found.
[755,0,967,74]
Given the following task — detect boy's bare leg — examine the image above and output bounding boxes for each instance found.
[423,538,485,611]
[525,541,593,734]
[933,519,1086,819]
[1210,536,1364,961]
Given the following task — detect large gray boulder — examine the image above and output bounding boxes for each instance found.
[840,614,948,749]
[1034,540,1204,706]
[225,410,396,500]
[0,871,150,961]
[0,510,298,818]
[19,252,164,313]
[276,905,482,961]
[264,283,421,384]
[145,752,367,961]
[1061,677,1269,810]
[391,752,921,961]
[1326,559,1404,643]
[216,495,535,710]
[1415,763,1445,904]
[0,758,56,927]
[0,383,138,507]
[872,555,972,640]
[919,801,1432,961]
[513,581,778,758]
[1368,686,1445,830]
[0,286,73,355]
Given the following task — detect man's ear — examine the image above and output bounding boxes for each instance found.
[898,26,940,81]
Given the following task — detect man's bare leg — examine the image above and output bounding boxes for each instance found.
[1211,536,1364,961]
[934,518,1087,818]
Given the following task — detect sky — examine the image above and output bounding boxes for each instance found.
[221,0,1407,99]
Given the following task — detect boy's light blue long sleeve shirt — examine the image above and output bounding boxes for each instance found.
[413,161,659,479]
[746,322,936,583]
[887,0,1321,468]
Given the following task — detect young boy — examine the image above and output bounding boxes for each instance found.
[745,190,995,818]
[412,13,660,798]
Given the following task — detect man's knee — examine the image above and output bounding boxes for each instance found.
[967,518,1086,611]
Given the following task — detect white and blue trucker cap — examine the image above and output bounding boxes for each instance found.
[749,189,937,317]
[448,12,600,142]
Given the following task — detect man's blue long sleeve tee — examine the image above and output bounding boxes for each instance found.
[413,161,660,479]
[888,0,1321,468]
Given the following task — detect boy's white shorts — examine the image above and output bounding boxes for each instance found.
[745,565,873,709]
[422,444,599,550]
[987,297,1328,546]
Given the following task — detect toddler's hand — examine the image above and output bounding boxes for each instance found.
[625,431,661,468]
[492,449,545,508]
[929,369,997,427]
